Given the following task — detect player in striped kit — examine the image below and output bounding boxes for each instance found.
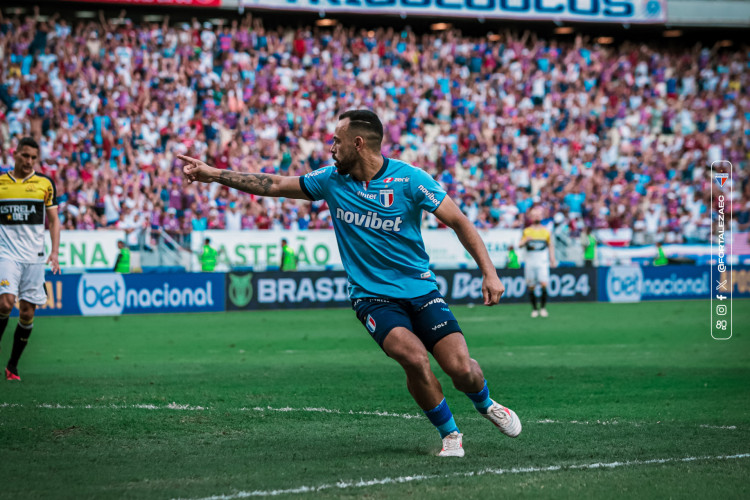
[519,207,556,318]
[0,137,61,381]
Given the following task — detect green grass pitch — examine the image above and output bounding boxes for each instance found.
[1,300,749,499]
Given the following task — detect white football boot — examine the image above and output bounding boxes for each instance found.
[482,400,522,438]
[540,308,549,318]
[531,310,539,318]
[438,431,465,457]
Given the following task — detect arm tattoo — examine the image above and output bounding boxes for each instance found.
[217,171,274,195]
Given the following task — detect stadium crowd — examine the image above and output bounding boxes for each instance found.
[0,9,748,249]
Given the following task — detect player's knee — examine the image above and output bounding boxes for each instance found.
[447,358,473,382]
[0,295,14,314]
[405,351,431,371]
[393,349,430,372]
[18,309,35,323]
[18,304,35,323]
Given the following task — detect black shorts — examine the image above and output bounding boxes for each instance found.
[352,290,463,353]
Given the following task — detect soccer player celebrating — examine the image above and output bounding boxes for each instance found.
[179,110,521,457]
[0,137,61,381]
[519,207,556,318]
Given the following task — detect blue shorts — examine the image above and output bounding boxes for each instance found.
[352,290,462,353]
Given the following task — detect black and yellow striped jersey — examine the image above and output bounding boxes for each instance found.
[522,226,551,266]
[0,172,57,263]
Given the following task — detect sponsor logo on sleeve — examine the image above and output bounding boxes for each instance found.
[417,185,440,206]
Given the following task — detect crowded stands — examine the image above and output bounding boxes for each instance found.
[0,9,748,248]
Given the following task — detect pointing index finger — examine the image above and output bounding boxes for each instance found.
[176,155,196,164]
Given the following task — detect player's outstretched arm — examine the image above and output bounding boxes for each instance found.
[434,196,505,306]
[178,155,310,200]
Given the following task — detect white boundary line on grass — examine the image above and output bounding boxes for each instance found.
[177,453,750,500]
[243,405,423,419]
[1,403,742,430]
[0,402,207,411]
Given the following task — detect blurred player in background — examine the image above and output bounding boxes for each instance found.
[0,137,61,381]
[113,240,130,273]
[519,207,556,318]
[582,228,597,268]
[280,238,297,271]
[178,110,522,457]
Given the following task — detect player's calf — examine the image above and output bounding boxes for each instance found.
[6,318,33,381]
[539,284,549,315]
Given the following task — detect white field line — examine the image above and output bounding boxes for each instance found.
[0,403,741,430]
[1,402,207,411]
[176,453,750,500]
[243,406,423,419]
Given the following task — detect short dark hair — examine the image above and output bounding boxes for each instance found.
[338,109,383,149]
[204,238,211,245]
[17,137,39,151]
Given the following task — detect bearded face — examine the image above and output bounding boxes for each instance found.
[331,119,359,176]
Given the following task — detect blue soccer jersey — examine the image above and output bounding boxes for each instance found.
[299,157,446,299]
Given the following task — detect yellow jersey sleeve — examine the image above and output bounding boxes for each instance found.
[39,174,57,208]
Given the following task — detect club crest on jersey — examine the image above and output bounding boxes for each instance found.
[379,189,394,208]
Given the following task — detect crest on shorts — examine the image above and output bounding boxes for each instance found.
[366,314,377,333]
[379,189,394,208]
[0,280,8,287]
